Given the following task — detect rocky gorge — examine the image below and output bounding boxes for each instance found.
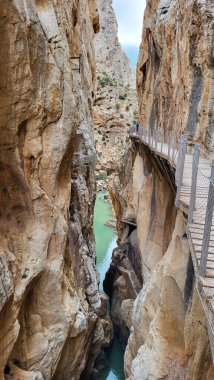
[1,0,214,380]
[93,0,137,179]
[107,0,214,379]
[0,1,112,379]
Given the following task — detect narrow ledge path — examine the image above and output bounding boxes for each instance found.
[130,126,214,360]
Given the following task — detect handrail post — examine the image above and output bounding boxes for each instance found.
[172,133,176,163]
[168,131,171,159]
[175,135,183,185]
[188,143,200,223]
[161,130,164,154]
[175,135,187,207]
[155,129,158,151]
[199,160,214,276]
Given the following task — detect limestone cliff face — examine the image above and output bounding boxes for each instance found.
[137,0,214,150]
[94,0,134,87]
[93,0,137,174]
[0,1,112,380]
[116,147,214,379]
[108,0,214,378]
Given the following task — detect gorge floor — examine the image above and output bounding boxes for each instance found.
[94,191,125,380]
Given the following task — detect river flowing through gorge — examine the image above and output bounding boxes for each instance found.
[93,191,125,380]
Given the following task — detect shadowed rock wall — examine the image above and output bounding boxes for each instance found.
[108,0,214,378]
[0,1,113,379]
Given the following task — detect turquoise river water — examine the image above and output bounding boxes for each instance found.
[93,191,125,380]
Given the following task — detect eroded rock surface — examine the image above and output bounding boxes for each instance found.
[137,0,214,151]
[108,0,214,378]
[93,0,137,175]
[0,1,113,379]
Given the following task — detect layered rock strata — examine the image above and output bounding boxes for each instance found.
[93,0,137,175]
[0,1,112,380]
[137,0,214,152]
[104,242,142,349]
[108,0,214,378]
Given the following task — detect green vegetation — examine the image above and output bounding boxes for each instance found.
[119,93,128,101]
[116,103,120,111]
[126,106,129,111]
[98,73,117,88]
[120,114,124,119]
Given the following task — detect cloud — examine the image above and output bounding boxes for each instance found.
[112,0,146,47]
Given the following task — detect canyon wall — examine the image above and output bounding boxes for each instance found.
[108,0,214,378]
[0,1,112,380]
[93,0,137,177]
[137,0,214,151]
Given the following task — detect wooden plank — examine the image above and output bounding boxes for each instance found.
[182,192,208,197]
[190,233,214,242]
[196,253,214,262]
[203,286,214,298]
[198,260,214,269]
[205,269,214,278]
[195,247,214,254]
[182,183,210,187]
[192,239,214,247]
[191,219,214,225]
[181,191,208,197]
[189,224,214,230]
[199,276,214,288]
[190,221,214,227]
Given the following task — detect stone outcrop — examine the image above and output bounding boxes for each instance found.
[94,0,134,87]
[108,0,214,378]
[93,0,137,175]
[137,0,214,152]
[110,141,214,380]
[104,243,142,349]
[0,1,113,380]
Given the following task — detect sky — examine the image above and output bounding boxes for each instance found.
[112,0,146,70]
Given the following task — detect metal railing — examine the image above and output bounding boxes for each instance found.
[129,126,179,166]
[130,125,214,278]
[177,140,214,277]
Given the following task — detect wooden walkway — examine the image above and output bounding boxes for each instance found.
[130,127,214,357]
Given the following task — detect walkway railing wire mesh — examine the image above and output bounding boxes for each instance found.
[129,125,214,279]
